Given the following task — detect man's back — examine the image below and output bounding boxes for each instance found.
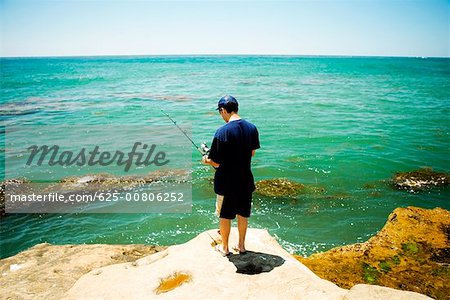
[209,119,260,196]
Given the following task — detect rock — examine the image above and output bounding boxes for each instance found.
[74,175,98,184]
[392,168,449,193]
[148,94,192,102]
[0,170,190,215]
[63,228,346,299]
[0,243,165,299]
[344,284,431,300]
[62,228,429,299]
[0,179,29,218]
[58,169,189,192]
[255,178,306,198]
[295,206,450,300]
[0,228,431,299]
[0,189,4,218]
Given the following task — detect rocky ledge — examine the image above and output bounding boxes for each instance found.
[295,206,450,300]
[1,226,434,299]
[0,243,165,299]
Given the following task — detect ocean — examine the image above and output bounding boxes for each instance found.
[1,55,449,258]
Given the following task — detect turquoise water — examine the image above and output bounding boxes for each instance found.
[1,56,449,258]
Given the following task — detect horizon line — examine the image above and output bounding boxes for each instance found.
[1,53,449,59]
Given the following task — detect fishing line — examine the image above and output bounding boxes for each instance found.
[159,108,205,155]
[148,99,210,156]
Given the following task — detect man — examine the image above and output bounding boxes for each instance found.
[202,95,260,256]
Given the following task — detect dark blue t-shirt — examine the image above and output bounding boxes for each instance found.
[208,119,260,195]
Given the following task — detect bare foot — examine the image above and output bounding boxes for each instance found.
[232,245,247,254]
[215,244,230,257]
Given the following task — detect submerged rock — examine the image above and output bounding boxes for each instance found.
[0,170,190,215]
[255,178,306,198]
[295,206,450,300]
[392,168,449,192]
[59,169,190,191]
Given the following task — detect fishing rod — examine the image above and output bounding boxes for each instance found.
[160,109,210,156]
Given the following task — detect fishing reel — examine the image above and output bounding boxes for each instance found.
[200,143,210,156]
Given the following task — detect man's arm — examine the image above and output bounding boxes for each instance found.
[202,155,220,168]
[251,126,260,157]
[204,135,221,168]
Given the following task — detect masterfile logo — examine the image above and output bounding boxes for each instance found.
[26,142,170,172]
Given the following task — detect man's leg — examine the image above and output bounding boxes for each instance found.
[215,195,224,217]
[216,195,224,234]
[219,218,231,253]
[237,214,248,253]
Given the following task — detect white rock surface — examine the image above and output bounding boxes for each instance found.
[344,284,432,300]
[64,228,431,300]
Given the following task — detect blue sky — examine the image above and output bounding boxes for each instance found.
[0,0,448,57]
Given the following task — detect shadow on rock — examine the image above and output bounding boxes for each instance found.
[227,251,285,275]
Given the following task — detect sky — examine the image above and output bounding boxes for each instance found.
[0,0,448,57]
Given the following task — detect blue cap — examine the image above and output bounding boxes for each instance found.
[216,95,238,110]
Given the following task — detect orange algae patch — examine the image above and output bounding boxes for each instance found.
[155,272,192,294]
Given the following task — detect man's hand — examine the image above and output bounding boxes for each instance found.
[202,155,220,168]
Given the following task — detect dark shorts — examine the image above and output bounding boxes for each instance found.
[219,193,252,220]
